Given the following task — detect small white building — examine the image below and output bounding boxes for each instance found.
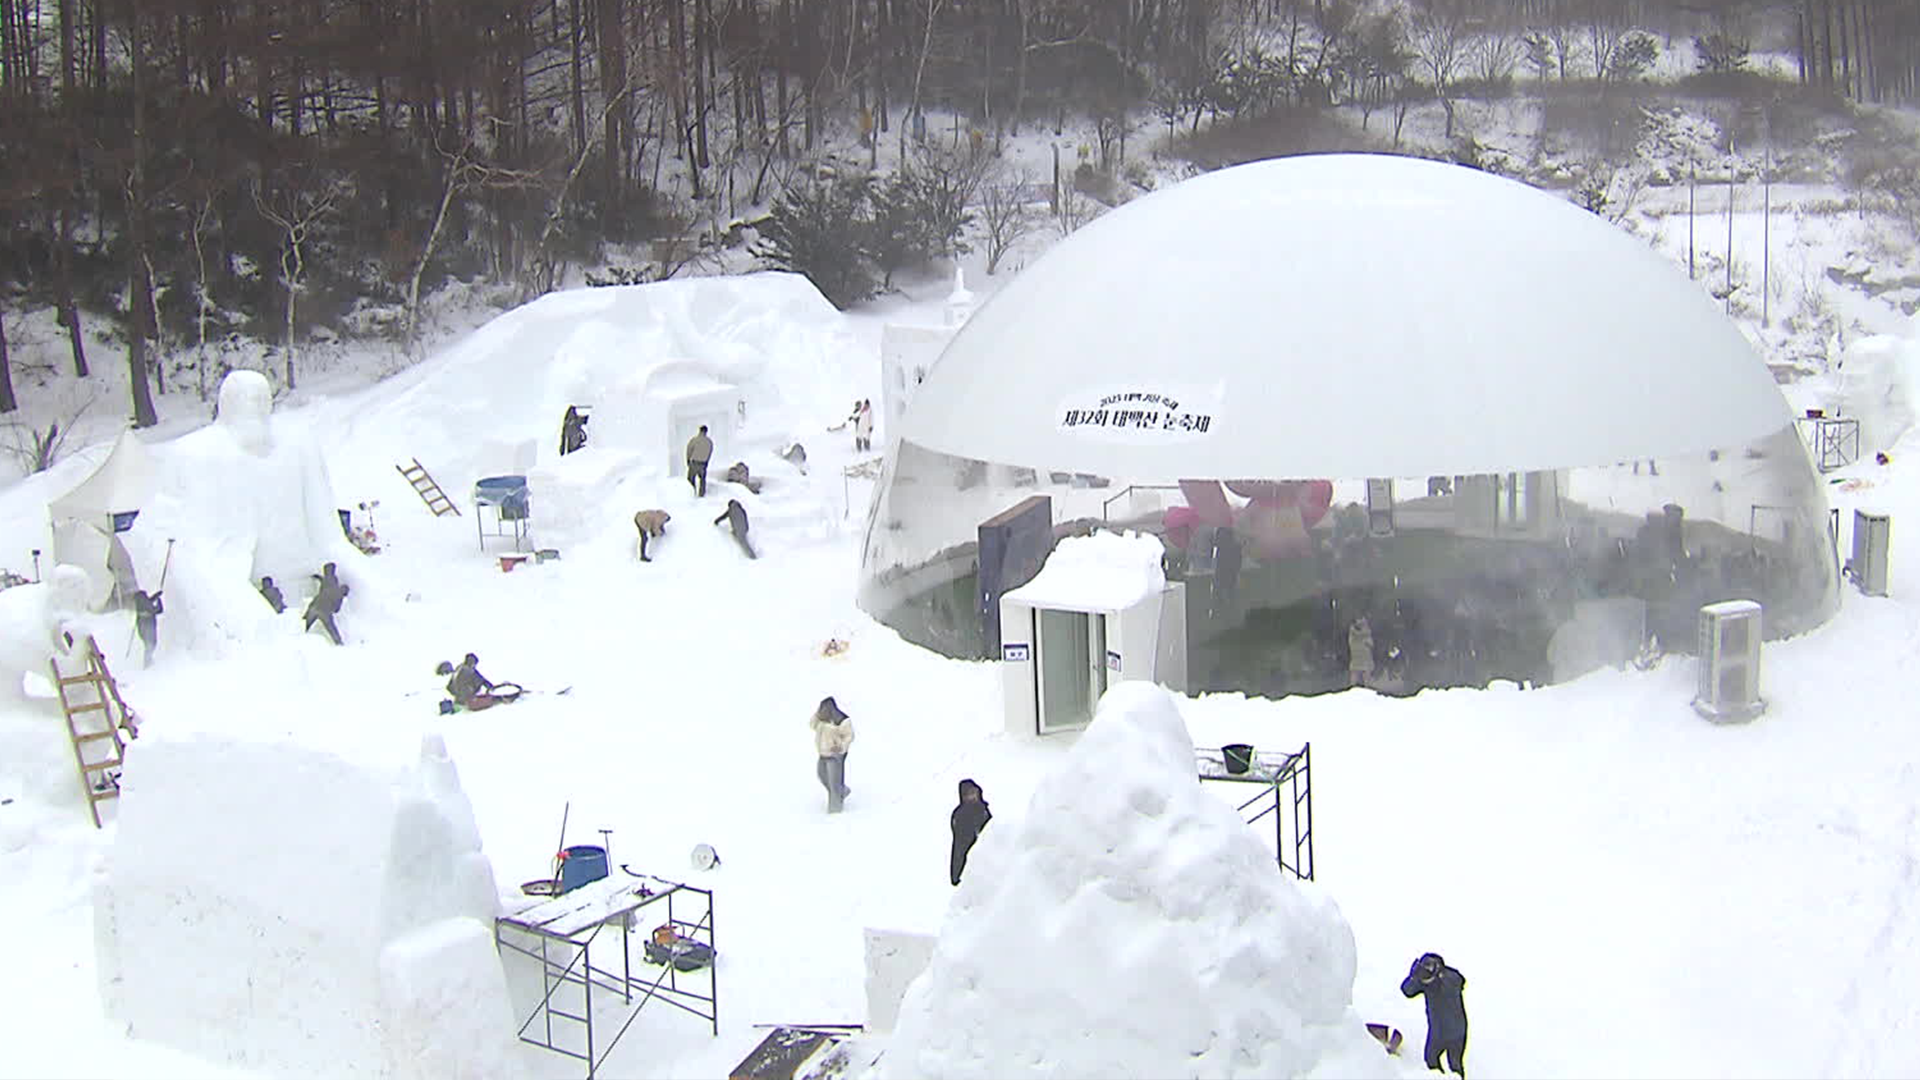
[999,531,1187,737]
[878,269,977,451]
[582,358,742,479]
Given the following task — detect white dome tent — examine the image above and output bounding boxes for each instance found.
[906,153,1789,481]
[47,428,155,610]
[860,153,1839,699]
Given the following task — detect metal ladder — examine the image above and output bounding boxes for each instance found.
[396,457,461,517]
[52,635,139,828]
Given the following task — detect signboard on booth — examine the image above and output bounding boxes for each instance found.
[1106,650,1122,671]
[1002,643,1030,662]
[1056,384,1223,445]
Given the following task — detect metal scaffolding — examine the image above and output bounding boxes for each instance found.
[1196,742,1314,881]
[494,874,717,1079]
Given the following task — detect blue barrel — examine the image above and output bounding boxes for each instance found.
[558,845,609,893]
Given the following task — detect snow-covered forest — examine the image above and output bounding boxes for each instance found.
[1,0,1919,446]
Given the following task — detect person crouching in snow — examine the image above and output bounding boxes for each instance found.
[810,696,854,813]
[950,778,991,885]
[437,652,522,712]
[1401,952,1467,1077]
[633,509,670,562]
[715,498,757,559]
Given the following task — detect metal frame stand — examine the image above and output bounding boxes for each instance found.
[1794,415,1861,472]
[494,875,718,1078]
[475,502,531,552]
[1196,743,1313,880]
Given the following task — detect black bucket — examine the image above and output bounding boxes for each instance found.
[1222,744,1255,775]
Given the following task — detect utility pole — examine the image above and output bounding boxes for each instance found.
[1762,145,1772,327]
[1725,138,1736,315]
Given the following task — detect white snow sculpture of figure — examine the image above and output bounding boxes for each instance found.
[159,370,355,585]
[0,565,96,703]
[126,371,365,656]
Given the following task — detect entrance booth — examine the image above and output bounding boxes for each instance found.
[998,532,1187,737]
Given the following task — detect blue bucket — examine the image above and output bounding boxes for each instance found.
[558,845,609,893]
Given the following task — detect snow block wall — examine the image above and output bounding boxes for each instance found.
[95,731,524,1080]
[863,928,937,1035]
[882,683,1394,1080]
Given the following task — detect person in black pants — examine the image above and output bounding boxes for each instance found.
[1401,952,1468,1077]
[304,562,349,645]
[132,589,163,667]
[949,779,992,885]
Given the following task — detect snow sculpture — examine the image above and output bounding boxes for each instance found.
[125,370,364,655]
[883,683,1393,1080]
[1831,334,1917,458]
[0,565,95,703]
[943,266,976,328]
[96,731,522,1079]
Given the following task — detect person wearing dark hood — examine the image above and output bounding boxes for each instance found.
[559,406,589,456]
[304,562,349,645]
[258,576,286,614]
[949,779,992,885]
[1401,952,1468,1077]
[131,588,163,667]
[809,696,854,813]
[714,498,757,559]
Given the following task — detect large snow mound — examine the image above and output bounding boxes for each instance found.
[346,272,860,498]
[882,682,1392,1080]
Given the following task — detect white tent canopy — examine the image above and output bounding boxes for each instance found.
[902,153,1793,482]
[48,429,154,607]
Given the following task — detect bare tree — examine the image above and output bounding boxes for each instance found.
[0,305,15,414]
[1470,28,1522,85]
[2,396,94,475]
[1584,0,1633,80]
[1054,181,1098,236]
[524,87,638,302]
[1408,0,1471,138]
[978,168,1038,275]
[252,177,347,391]
[186,187,219,402]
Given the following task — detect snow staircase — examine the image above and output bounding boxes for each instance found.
[52,635,140,828]
[396,457,461,517]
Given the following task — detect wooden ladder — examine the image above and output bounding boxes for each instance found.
[396,457,461,517]
[52,635,140,829]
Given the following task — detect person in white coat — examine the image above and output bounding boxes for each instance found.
[810,696,855,813]
[850,400,875,453]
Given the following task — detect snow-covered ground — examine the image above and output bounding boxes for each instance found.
[2,253,1920,1078]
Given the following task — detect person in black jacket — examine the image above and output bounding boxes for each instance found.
[258,576,286,614]
[950,778,992,885]
[1401,952,1468,1077]
[132,589,163,667]
[304,562,349,644]
[559,406,589,456]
